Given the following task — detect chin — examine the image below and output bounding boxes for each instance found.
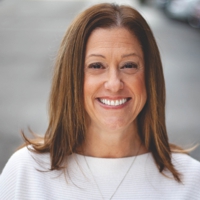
[102,119,132,132]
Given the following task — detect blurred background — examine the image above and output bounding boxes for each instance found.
[0,0,200,173]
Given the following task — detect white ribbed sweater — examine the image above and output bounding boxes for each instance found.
[0,147,200,200]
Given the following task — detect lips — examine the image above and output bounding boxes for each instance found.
[98,98,130,106]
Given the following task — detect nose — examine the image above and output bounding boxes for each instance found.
[104,68,123,93]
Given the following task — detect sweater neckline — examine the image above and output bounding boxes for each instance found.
[74,152,151,164]
[74,152,151,161]
[69,152,152,181]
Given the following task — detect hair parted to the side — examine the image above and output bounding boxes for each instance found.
[22,3,184,182]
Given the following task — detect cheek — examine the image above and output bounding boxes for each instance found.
[84,74,104,98]
[84,75,94,101]
[137,78,146,96]
[128,73,146,96]
[83,74,100,111]
[83,77,91,112]
[137,78,147,103]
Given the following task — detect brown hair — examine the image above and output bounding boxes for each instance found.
[23,3,183,182]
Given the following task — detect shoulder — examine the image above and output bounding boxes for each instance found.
[172,153,200,186]
[172,153,200,171]
[0,146,51,177]
[1,146,51,171]
[2,146,35,165]
[0,147,33,175]
[0,146,51,199]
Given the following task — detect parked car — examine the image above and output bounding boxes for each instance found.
[188,0,200,28]
[156,0,200,28]
[164,0,198,20]
[155,0,169,8]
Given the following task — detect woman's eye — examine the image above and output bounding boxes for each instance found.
[122,62,138,69]
[89,63,104,69]
[85,62,105,75]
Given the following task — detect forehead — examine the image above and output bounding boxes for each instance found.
[85,27,143,57]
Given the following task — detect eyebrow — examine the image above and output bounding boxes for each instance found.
[87,53,142,59]
[121,53,141,59]
[87,54,105,58]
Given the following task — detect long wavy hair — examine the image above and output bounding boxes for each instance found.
[23,3,183,182]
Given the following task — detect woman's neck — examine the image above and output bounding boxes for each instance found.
[77,124,148,158]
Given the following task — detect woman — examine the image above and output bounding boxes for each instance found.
[0,3,200,200]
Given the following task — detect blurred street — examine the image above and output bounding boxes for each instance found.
[0,0,200,172]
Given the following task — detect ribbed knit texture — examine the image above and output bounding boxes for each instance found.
[0,147,200,199]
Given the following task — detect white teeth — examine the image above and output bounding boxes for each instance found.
[99,98,128,106]
[115,100,119,106]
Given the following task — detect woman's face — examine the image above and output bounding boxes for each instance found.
[84,27,147,132]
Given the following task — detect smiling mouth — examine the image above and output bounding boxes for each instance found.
[98,98,131,106]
